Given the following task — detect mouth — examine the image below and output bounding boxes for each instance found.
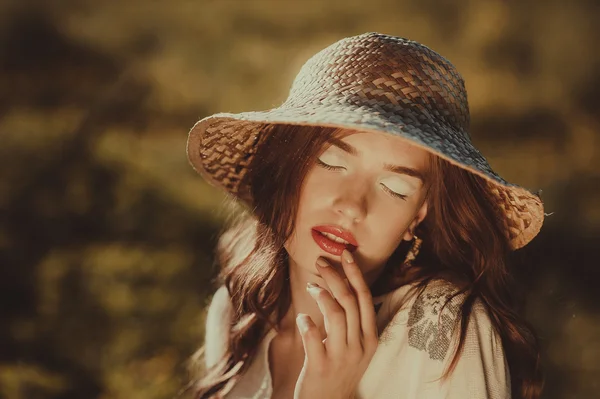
[311,225,358,256]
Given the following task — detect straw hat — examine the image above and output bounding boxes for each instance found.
[186,32,544,250]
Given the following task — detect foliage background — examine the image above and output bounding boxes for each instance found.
[1,0,599,398]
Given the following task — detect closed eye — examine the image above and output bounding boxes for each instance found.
[317,159,407,200]
[381,184,407,200]
[316,158,345,171]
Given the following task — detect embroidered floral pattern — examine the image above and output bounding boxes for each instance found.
[406,284,463,361]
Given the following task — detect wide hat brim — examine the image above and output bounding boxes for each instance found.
[187,102,544,250]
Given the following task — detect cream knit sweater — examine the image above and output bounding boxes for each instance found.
[204,280,511,398]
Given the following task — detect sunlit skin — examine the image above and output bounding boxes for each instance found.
[277,130,432,398]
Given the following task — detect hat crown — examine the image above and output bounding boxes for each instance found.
[285,32,471,138]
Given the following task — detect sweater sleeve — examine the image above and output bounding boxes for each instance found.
[443,301,511,399]
[204,285,233,369]
[357,281,511,399]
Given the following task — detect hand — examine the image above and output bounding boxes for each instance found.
[293,249,379,399]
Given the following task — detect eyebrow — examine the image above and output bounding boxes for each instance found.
[326,138,427,183]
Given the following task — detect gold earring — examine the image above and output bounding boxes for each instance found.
[402,235,422,268]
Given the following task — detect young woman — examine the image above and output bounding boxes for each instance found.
[186,32,545,398]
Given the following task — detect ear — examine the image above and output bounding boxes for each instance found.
[403,200,428,241]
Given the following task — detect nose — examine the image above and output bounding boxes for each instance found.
[333,178,368,223]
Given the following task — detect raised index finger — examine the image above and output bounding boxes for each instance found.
[341,249,378,346]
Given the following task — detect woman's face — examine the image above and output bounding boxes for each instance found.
[284,130,431,286]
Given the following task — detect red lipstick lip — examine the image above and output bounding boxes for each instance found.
[312,225,359,247]
[311,229,357,256]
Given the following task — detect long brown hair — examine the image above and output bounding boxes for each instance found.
[190,123,543,398]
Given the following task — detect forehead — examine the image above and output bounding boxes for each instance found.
[327,130,431,170]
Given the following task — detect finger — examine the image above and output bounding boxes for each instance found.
[317,256,361,349]
[296,313,326,364]
[306,282,347,357]
[341,249,378,350]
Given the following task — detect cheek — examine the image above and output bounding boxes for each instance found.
[366,209,412,258]
[303,170,335,197]
[284,176,320,257]
[295,171,332,219]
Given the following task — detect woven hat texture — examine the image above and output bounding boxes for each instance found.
[187,32,544,250]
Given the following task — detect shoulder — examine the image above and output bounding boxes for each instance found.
[206,285,234,332]
[409,281,510,397]
[381,279,497,361]
[377,278,465,322]
[208,284,233,315]
[204,285,234,368]
[362,280,510,398]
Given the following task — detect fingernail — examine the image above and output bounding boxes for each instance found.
[316,257,330,268]
[342,249,354,263]
[296,313,310,332]
[306,282,320,289]
[306,284,320,296]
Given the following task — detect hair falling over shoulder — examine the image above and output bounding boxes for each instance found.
[189,124,544,399]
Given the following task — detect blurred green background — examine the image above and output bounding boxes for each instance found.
[0,0,599,398]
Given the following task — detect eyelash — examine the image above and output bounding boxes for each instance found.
[382,185,408,200]
[316,158,342,171]
[316,159,407,200]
